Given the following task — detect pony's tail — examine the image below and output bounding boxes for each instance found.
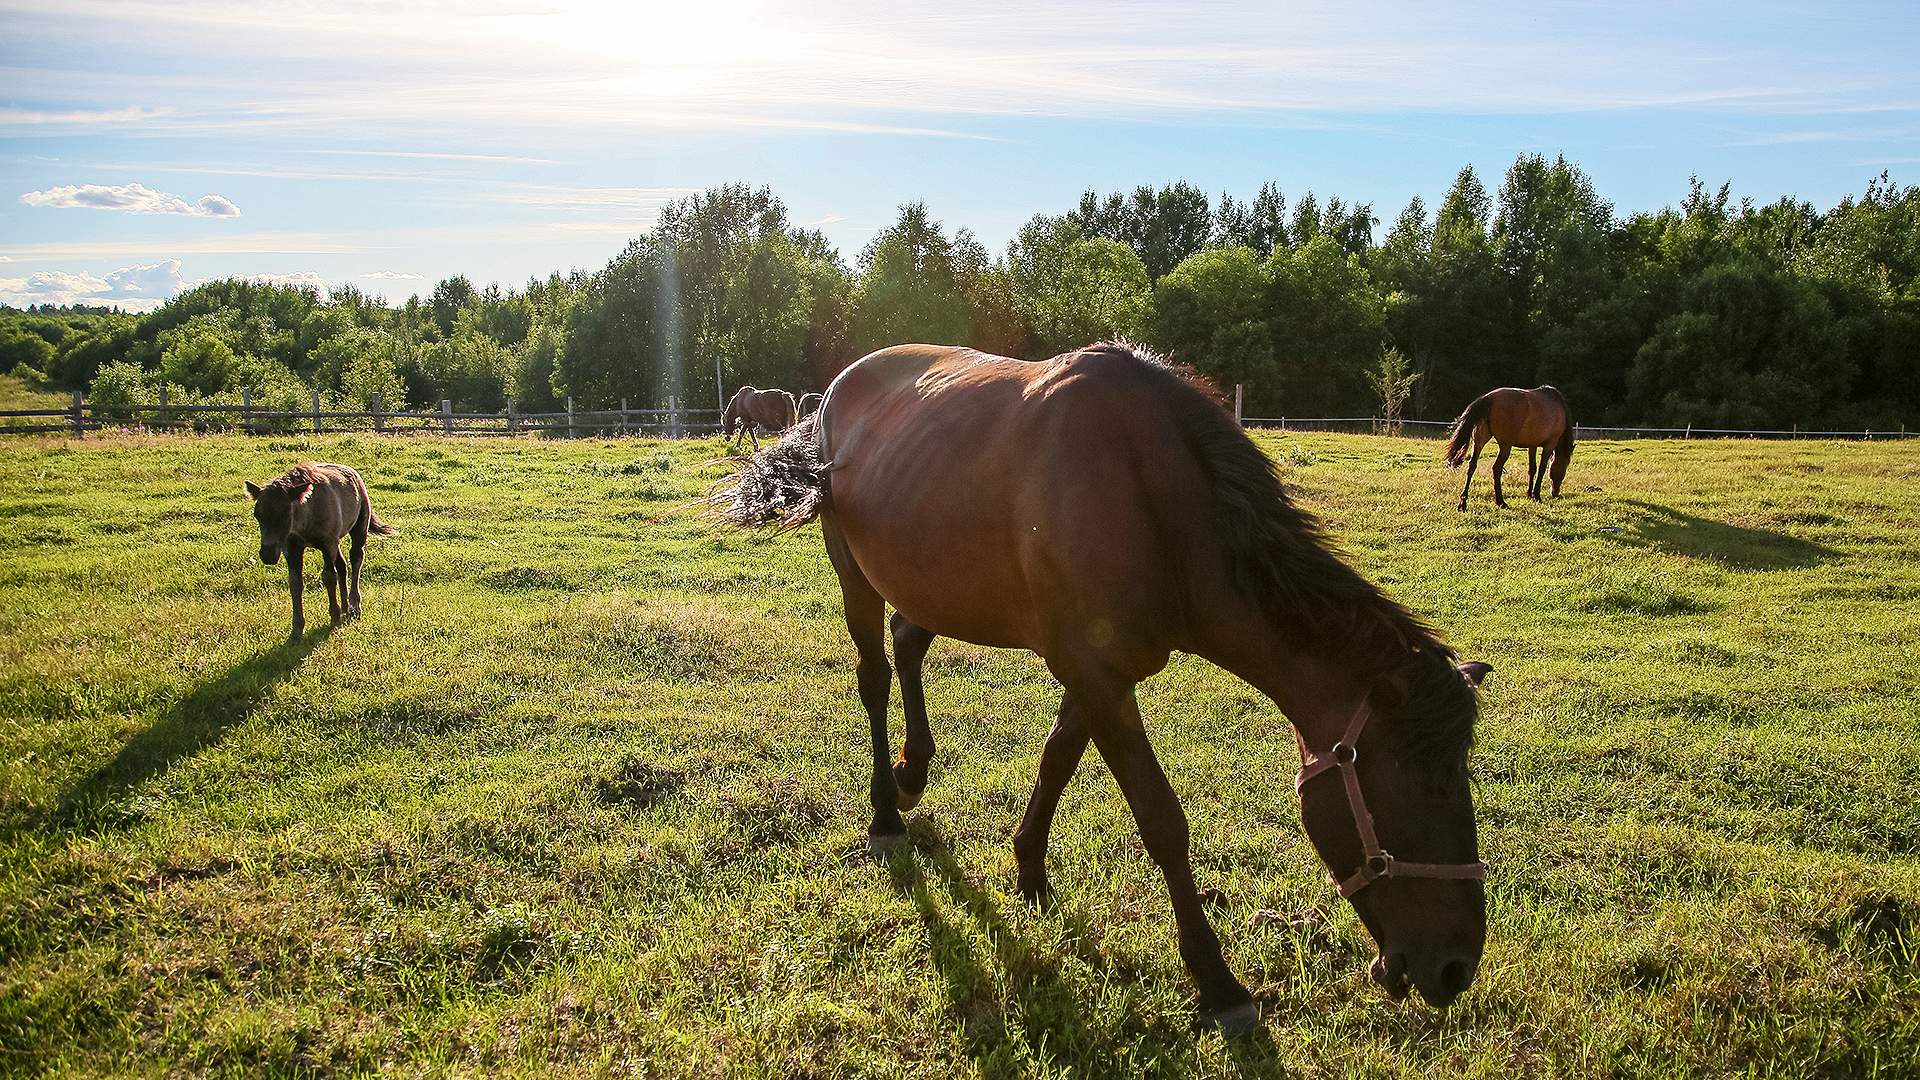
[711,413,828,528]
[368,512,398,537]
[1444,394,1495,469]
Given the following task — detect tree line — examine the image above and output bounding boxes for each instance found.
[3,154,1916,428]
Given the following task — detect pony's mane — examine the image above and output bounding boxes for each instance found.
[268,462,327,490]
[1079,341,1477,764]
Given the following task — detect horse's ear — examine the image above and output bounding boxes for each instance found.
[1458,661,1493,688]
[244,480,262,500]
[290,482,314,505]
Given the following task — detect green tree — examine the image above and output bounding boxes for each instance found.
[851,203,973,354]
[1006,217,1151,356]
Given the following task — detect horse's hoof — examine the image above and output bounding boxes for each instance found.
[868,831,907,861]
[1201,1000,1263,1038]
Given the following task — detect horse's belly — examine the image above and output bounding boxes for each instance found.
[835,498,1042,650]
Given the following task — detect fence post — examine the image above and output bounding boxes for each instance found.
[1684,422,1691,440]
[566,396,575,438]
[312,389,323,435]
[70,389,84,438]
[242,387,253,435]
[371,393,386,434]
[1234,383,1244,426]
[157,385,169,430]
[441,399,453,435]
[669,396,681,439]
[619,398,628,437]
[506,399,516,434]
[1280,416,1287,432]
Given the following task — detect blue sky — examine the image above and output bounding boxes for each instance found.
[3,0,1917,310]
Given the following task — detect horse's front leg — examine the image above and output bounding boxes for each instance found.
[1081,682,1257,1033]
[286,541,306,642]
[1013,693,1090,905]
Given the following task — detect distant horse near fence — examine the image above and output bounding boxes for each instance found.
[720,386,799,449]
[797,392,823,418]
[1444,386,1574,509]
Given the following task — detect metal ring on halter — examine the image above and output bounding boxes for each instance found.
[1331,741,1357,764]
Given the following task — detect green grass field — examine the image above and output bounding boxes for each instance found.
[2,430,1916,1078]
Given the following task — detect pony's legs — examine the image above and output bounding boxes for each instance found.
[823,515,904,853]
[1079,681,1255,1028]
[1457,430,1488,511]
[286,541,306,641]
[347,526,366,617]
[1012,692,1091,905]
[320,539,344,623]
[1526,447,1541,500]
[1492,444,1512,508]
[889,611,936,811]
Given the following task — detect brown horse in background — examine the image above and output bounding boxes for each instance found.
[720,343,1491,1029]
[1444,386,1574,509]
[720,385,799,449]
[245,462,396,641]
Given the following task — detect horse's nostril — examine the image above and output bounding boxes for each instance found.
[1439,958,1473,996]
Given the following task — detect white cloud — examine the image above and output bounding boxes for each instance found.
[19,182,241,217]
[0,259,185,311]
[300,149,556,164]
[0,106,170,127]
[362,270,424,280]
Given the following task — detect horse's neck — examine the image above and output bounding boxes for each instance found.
[1194,616,1374,751]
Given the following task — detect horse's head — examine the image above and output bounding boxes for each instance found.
[1298,651,1489,1007]
[722,385,756,435]
[245,477,312,564]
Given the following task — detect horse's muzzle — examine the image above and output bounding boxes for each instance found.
[260,546,281,566]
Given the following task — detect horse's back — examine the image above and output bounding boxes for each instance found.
[1486,387,1567,447]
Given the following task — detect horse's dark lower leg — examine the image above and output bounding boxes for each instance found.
[890,612,936,811]
[1457,440,1483,511]
[1492,444,1512,508]
[347,531,366,617]
[1083,685,1254,1027]
[321,542,344,624]
[824,516,904,852]
[286,541,305,641]
[1013,693,1090,905]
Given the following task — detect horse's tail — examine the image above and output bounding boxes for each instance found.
[711,412,828,528]
[779,390,799,429]
[1443,393,1495,469]
[368,511,398,537]
[1547,389,1575,487]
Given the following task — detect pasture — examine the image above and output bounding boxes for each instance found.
[1,431,1916,1078]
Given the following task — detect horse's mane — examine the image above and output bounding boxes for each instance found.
[1080,342,1477,764]
[268,462,328,490]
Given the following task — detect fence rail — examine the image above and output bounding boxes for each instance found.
[0,391,730,438]
[1,395,1911,442]
[1240,416,1915,440]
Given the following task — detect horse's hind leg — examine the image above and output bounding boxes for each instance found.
[1078,680,1255,1031]
[890,612,936,811]
[1457,432,1487,511]
[823,515,904,855]
[1492,443,1512,508]
[1526,447,1541,500]
[347,524,367,618]
[1013,692,1090,905]
[321,539,345,624]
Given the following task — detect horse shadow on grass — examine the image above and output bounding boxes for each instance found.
[46,628,329,833]
[1604,499,1838,571]
[887,819,1285,1076]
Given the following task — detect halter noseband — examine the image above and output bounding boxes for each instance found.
[1295,701,1486,898]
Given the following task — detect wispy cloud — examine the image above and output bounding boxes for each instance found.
[0,106,171,127]
[20,182,241,217]
[0,233,359,260]
[299,149,557,164]
[363,270,423,280]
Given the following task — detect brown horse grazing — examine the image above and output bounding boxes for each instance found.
[796,391,823,418]
[244,463,396,641]
[720,343,1491,1028]
[1443,386,1574,510]
[720,385,799,449]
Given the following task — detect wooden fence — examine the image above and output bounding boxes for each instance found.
[0,390,726,438]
